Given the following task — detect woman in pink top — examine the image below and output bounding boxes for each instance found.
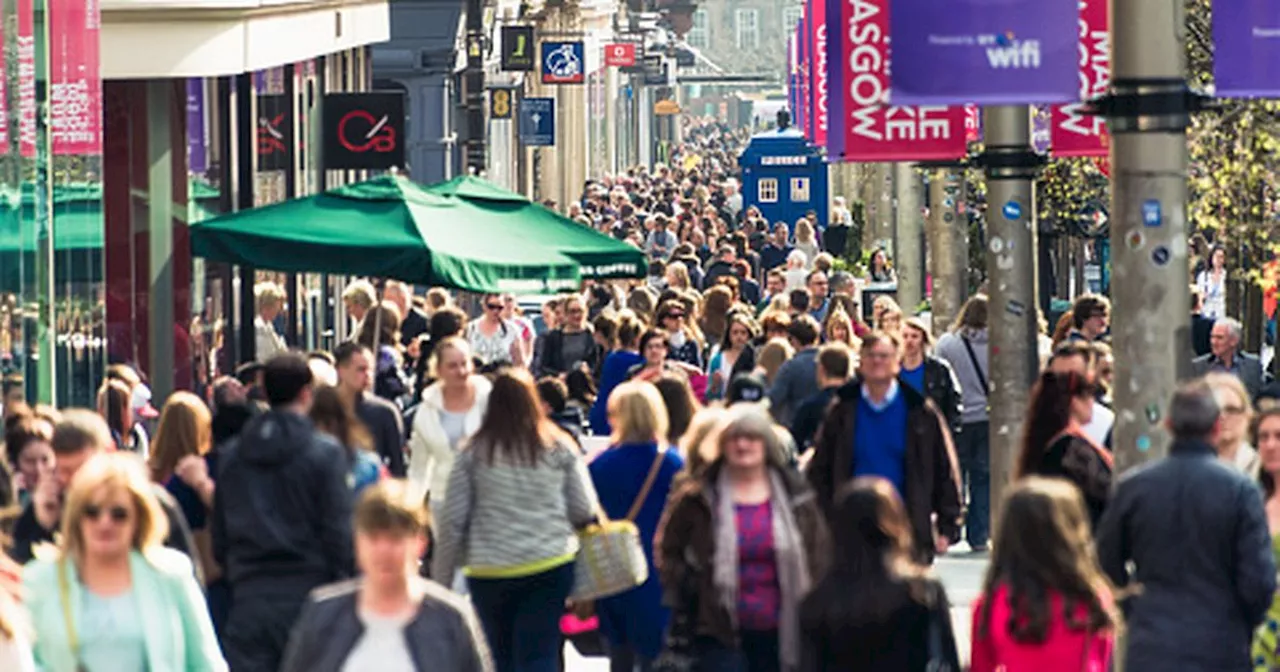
[971,477,1120,672]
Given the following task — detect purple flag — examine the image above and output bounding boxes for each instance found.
[824,0,844,158]
[187,79,207,174]
[1213,0,1280,97]
[888,0,1078,105]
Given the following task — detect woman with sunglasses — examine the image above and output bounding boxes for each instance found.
[466,293,524,371]
[24,452,224,671]
[1014,371,1113,528]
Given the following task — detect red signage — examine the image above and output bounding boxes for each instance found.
[964,106,980,143]
[1050,0,1110,157]
[49,0,103,155]
[839,0,966,162]
[604,43,637,67]
[808,0,828,148]
[17,0,35,157]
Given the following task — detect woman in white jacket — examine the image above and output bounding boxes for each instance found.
[408,337,492,513]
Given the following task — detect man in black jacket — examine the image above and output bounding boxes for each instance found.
[335,342,406,477]
[10,409,198,575]
[1096,380,1275,671]
[213,353,355,672]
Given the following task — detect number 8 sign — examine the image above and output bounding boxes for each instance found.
[605,43,637,68]
[490,89,514,120]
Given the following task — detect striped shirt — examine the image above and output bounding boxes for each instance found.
[433,436,597,581]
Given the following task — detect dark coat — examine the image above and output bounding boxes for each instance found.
[1190,313,1214,357]
[1031,433,1111,528]
[1191,351,1265,400]
[1095,439,1276,672]
[807,380,962,563]
[656,464,831,649]
[280,579,492,672]
[919,356,963,434]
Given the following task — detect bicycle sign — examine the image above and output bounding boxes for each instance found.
[541,41,585,84]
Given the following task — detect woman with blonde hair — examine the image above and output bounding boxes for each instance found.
[590,381,686,670]
[1204,372,1261,479]
[408,336,492,513]
[755,338,796,386]
[794,219,821,268]
[822,306,859,349]
[665,261,693,292]
[24,453,224,671]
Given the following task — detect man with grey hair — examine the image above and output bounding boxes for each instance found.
[1192,316,1264,399]
[1096,380,1274,671]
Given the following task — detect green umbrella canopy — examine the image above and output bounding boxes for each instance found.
[188,175,582,294]
[422,176,646,279]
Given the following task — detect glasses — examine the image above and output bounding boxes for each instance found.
[863,351,895,361]
[84,503,130,524]
[485,304,503,312]
[567,308,585,316]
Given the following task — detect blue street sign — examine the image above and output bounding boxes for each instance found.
[519,97,555,146]
[541,41,585,84]
[1002,200,1022,221]
[1142,199,1162,227]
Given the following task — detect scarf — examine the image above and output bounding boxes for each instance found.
[712,468,811,671]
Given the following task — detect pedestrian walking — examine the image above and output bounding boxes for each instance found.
[213,353,355,672]
[899,317,963,434]
[799,477,959,671]
[970,477,1118,672]
[657,407,830,672]
[433,369,597,672]
[24,452,225,671]
[407,337,491,512]
[310,385,385,495]
[335,342,407,478]
[767,316,821,427]
[1096,380,1276,671]
[1204,372,1262,479]
[591,313,646,436]
[1015,370,1112,528]
[147,391,220,583]
[588,382,685,670]
[1252,407,1280,670]
[281,480,492,672]
[1192,317,1265,401]
[808,331,962,564]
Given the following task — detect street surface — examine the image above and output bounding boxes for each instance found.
[563,544,990,669]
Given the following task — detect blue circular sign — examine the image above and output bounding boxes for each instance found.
[1152,246,1171,266]
[1002,201,1022,220]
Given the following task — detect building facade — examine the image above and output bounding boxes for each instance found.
[686,0,802,78]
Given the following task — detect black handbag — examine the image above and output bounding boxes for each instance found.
[652,569,700,672]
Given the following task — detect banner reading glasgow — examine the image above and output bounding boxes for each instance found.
[1050,0,1110,156]
[887,0,1078,106]
[1213,0,1280,97]
[837,0,965,162]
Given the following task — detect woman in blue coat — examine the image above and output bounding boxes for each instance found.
[590,313,646,436]
[588,381,685,670]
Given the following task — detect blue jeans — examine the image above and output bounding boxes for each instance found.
[469,561,576,672]
[955,421,990,548]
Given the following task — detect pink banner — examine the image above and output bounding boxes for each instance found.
[808,0,828,148]
[17,0,35,158]
[839,0,966,162]
[0,3,7,153]
[49,0,103,155]
[1049,0,1110,157]
[964,106,980,143]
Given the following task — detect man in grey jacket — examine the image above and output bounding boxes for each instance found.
[933,295,991,551]
[768,315,822,427]
[1096,380,1275,671]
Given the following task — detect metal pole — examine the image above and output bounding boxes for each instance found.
[1103,0,1194,469]
[894,163,924,313]
[981,104,1040,520]
[927,168,966,336]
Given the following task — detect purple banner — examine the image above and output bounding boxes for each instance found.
[824,0,843,158]
[1213,0,1280,97]
[887,0,1078,105]
[186,79,207,174]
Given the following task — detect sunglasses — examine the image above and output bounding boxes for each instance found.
[84,503,130,524]
[485,304,503,312]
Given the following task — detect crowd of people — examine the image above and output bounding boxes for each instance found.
[0,118,1276,672]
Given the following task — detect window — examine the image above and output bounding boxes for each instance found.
[688,9,709,49]
[790,177,810,202]
[759,178,779,203]
[782,5,804,30]
[735,9,759,50]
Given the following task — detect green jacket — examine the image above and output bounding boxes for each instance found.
[23,548,225,672]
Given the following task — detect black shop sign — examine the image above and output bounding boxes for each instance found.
[323,92,406,171]
[501,26,536,71]
[256,95,292,171]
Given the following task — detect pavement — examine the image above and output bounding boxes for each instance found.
[564,544,990,670]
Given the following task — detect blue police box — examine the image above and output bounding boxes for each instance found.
[739,124,830,231]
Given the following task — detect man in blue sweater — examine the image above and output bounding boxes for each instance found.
[807,331,962,564]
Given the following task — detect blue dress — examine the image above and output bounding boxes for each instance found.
[588,442,685,659]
